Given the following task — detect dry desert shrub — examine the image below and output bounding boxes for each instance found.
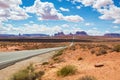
[57,65,77,77]
[96,48,107,56]
[10,64,45,80]
[113,45,120,52]
[52,49,64,58]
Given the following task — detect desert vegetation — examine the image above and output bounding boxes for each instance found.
[113,45,120,52]
[8,41,120,80]
[10,64,45,80]
[57,65,77,77]
[52,49,65,58]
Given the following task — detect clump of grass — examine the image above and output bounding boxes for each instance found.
[57,65,77,77]
[53,58,65,63]
[35,71,45,79]
[10,69,34,80]
[53,57,59,61]
[97,44,110,50]
[78,57,83,61]
[113,45,120,52]
[96,48,107,56]
[52,49,64,58]
[78,75,97,80]
[10,64,45,80]
[42,62,49,65]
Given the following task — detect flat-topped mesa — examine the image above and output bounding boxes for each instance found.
[74,31,88,36]
[104,33,120,37]
[54,32,65,36]
[54,31,88,36]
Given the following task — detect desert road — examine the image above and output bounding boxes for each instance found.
[0,47,65,70]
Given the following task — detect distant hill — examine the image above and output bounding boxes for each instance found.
[54,31,88,36]
[54,32,65,36]
[22,34,49,37]
[0,34,49,38]
[0,34,15,36]
[74,31,88,36]
[104,33,120,37]
[0,34,16,37]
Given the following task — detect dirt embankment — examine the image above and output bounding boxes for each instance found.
[34,43,120,80]
[0,42,69,52]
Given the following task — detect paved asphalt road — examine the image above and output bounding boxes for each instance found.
[0,47,65,69]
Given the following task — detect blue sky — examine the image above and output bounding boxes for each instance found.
[0,0,120,35]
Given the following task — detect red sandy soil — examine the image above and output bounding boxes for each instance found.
[35,43,120,80]
[0,42,69,52]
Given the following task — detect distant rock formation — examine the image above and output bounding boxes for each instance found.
[104,33,120,37]
[68,33,73,36]
[0,34,49,38]
[0,34,16,37]
[22,34,49,37]
[74,31,88,36]
[54,31,88,36]
[54,32,65,36]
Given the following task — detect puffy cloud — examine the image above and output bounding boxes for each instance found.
[72,0,120,24]
[73,0,94,6]
[0,23,21,34]
[26,0,61,20]
[98,5,120,24]
[0,1,9,9]
[0,0,29,22]
[64,15,84,22]
[61,24,70,28]
[87,29,103,35]
[76,6,81,9]
[73,0,113,8]
[85,22,94,26]
[0,0,83,22]
[0,23,62,34]
[93,0,113,9]
[59,7,69,12]
[26,0,83,22]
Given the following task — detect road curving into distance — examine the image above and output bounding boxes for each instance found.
[0,47,65,70]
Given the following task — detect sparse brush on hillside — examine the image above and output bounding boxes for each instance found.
[96,48,107,56]
[42,62,49,65]
[53,57,65,63]
[78,75,97,80]
[113,45,120,52]
[52,49,64,58]
[96,44,110,50]
[57,65,77,77]
[10,64,44,80]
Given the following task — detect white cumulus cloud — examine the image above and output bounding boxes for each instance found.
[72,0,120,24]
[85,22,94,26]
[76,6,81,9]
[64,15,84,22]
[0,0,29,22]
[59,7,69,12]
[25,0,83,22]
